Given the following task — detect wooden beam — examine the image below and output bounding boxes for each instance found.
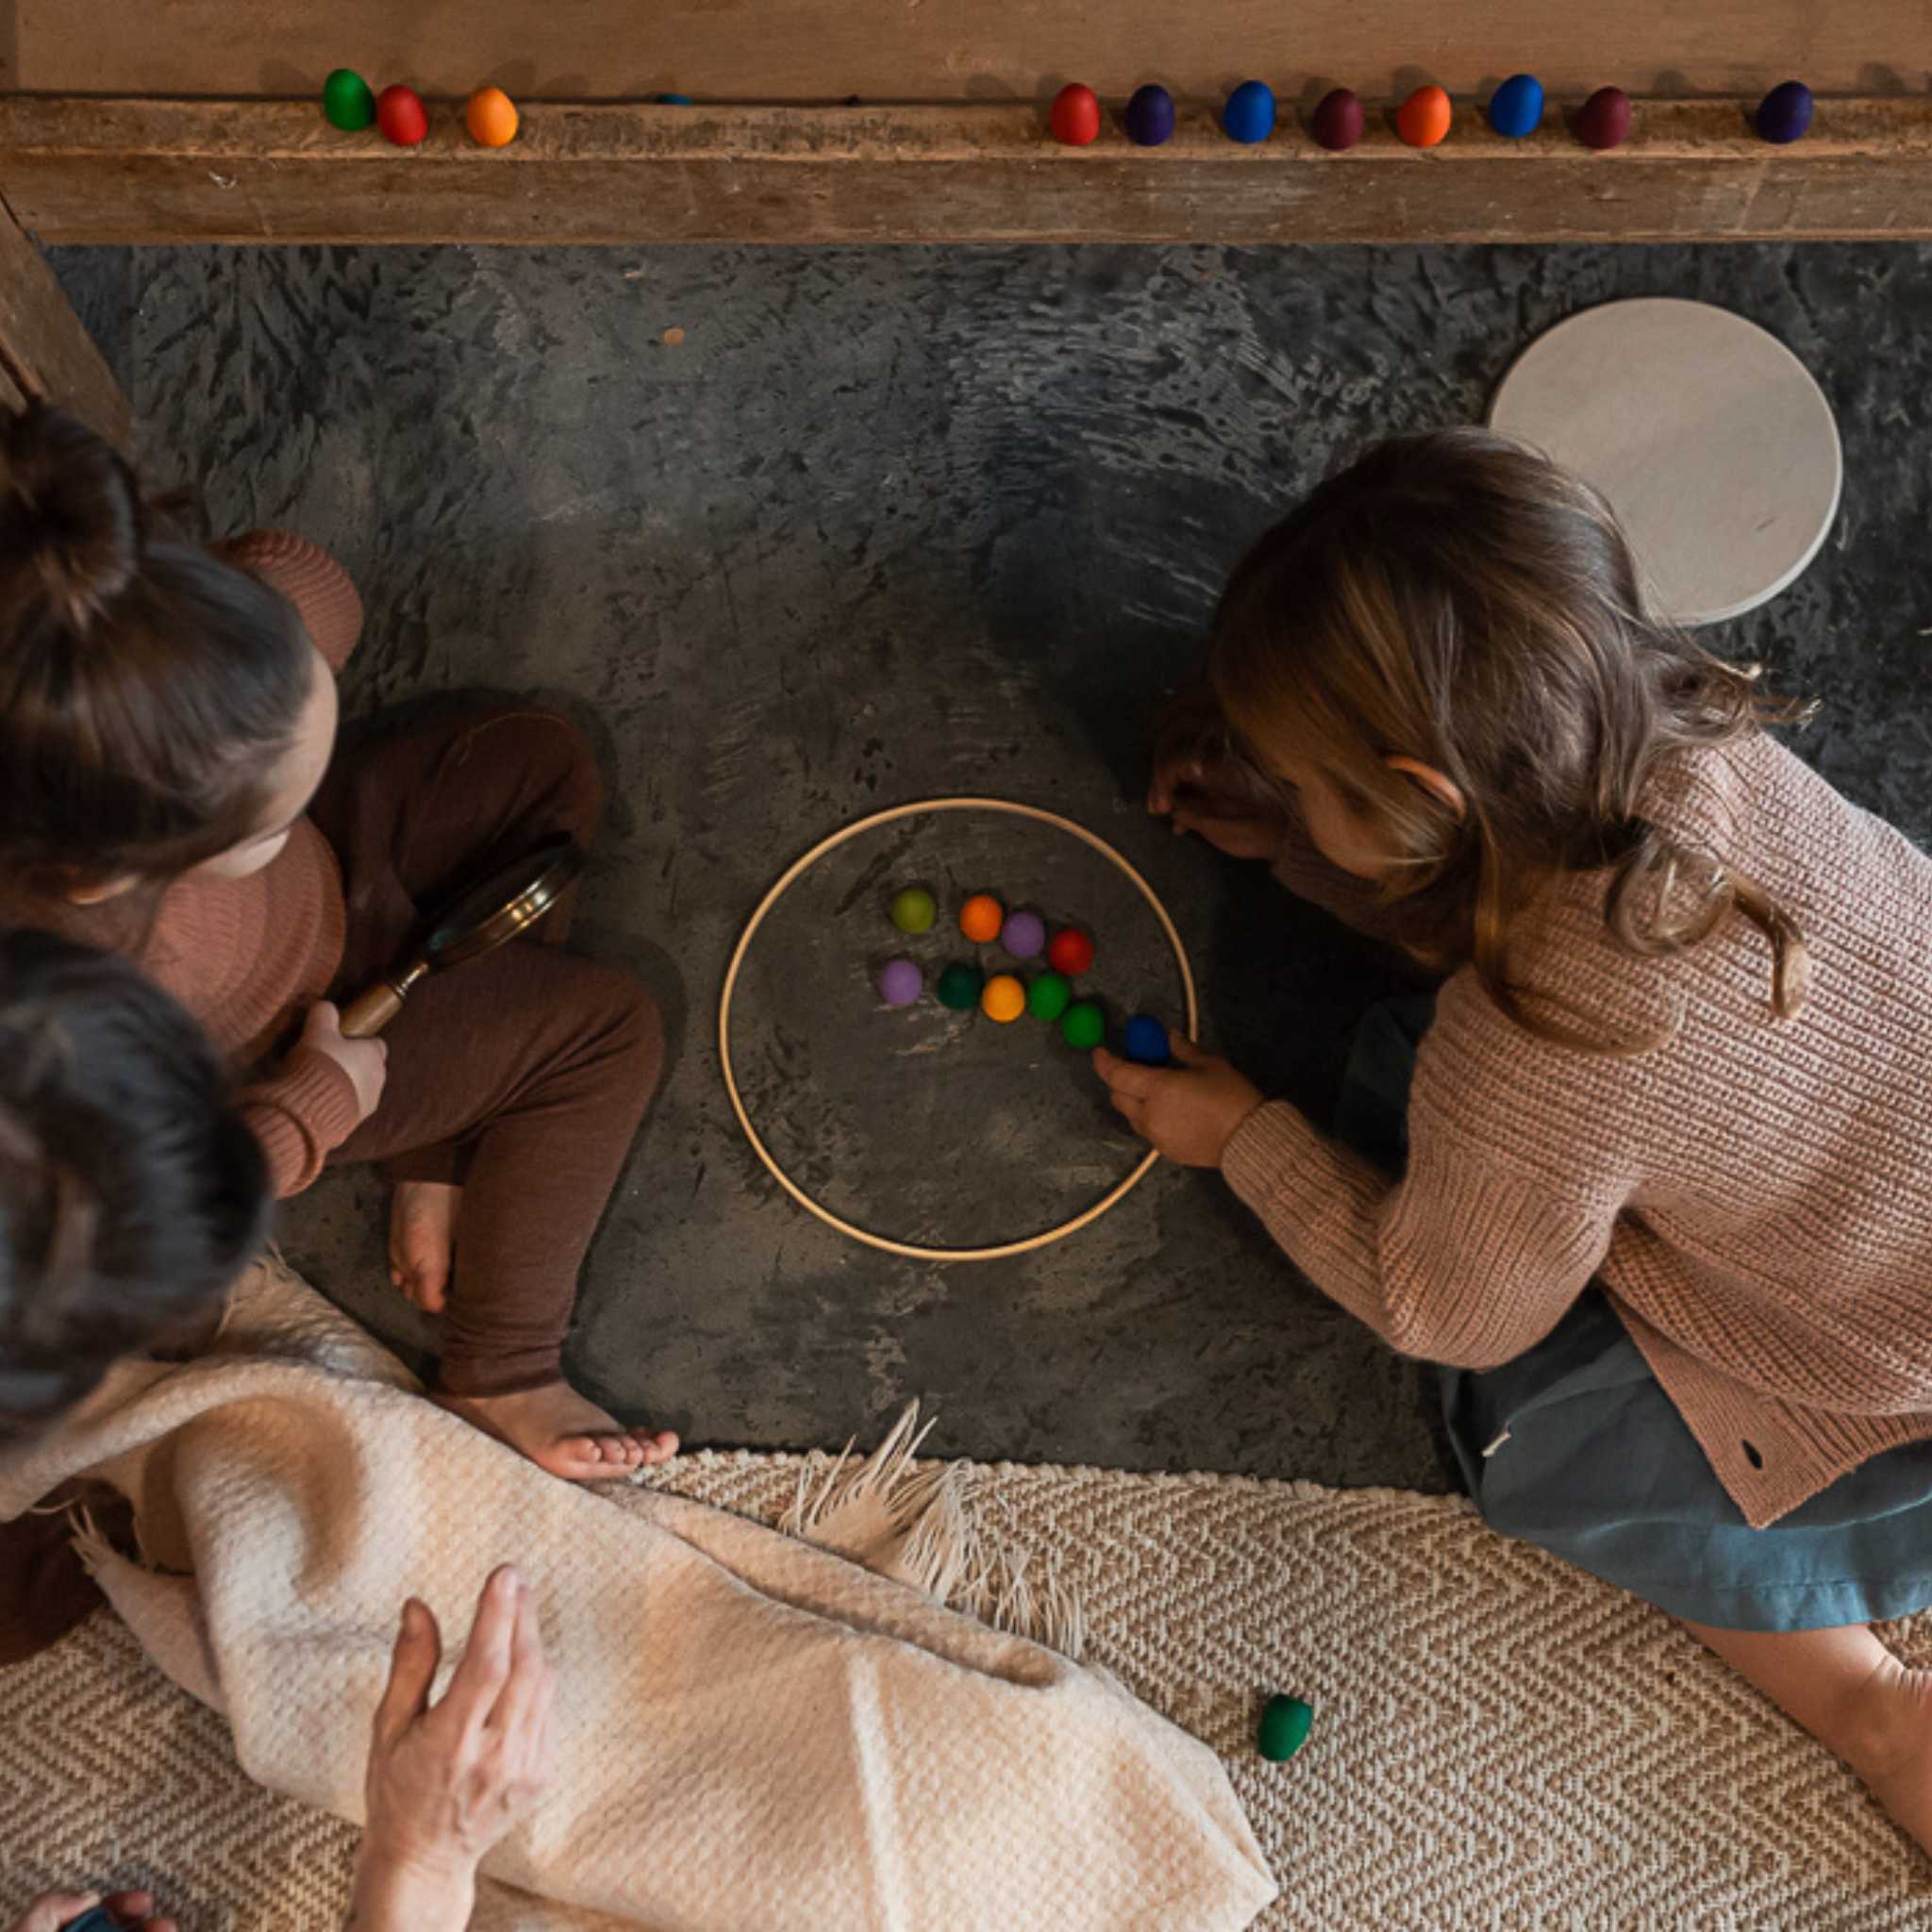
[0,193,129,444]
[12,0,1930,103]
[2,97,1930,247]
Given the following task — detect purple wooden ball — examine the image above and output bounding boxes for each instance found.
[1311,87,1364,151]
[1001,910,1046,958]
[1124,83,1175,147]
[1755,79,1812,146]
[876,958,923,1006]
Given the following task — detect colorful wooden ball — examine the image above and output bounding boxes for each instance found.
[1002,909,1046,958]
[1257,1694,1314,1763]
[1223,80,1275,144]
[1060,1001,1106,1051]
[1310,88,1364,152]
[959,893,1004,943]
[1124,84,1175,147]
[1124,1015,1172,1066]
[982,973,1027,1023]
[936,962,983,1010]
[322,68,375,132]
[1756,80,1813,145]
[1051,83,1102,147]
[1576,87,1633,151]
[375,84,429,147]
[1027,971,1073,1022]
[1396,85,1452,149]
[1046,927,1095,976]
[465,86,520,147]
[890,886,938,934]
[876,958,923,1007]
[1486,73,1543,139]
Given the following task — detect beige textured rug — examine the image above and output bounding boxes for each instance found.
[7,1448,1932,1930]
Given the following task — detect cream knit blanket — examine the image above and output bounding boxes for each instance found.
[0,1261,1275,1931]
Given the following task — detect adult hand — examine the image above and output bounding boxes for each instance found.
[8,1892,175,1932]
[301,1000,389,1123]
[1092,1032,1266,1168]
[349,1566,556,1932]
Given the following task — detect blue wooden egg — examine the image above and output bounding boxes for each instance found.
[1487,73,1543,139]
[1124,84,1175,147]
[1223,80,1275,144]
[1756,80,1813,145]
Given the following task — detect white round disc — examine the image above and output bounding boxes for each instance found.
[1488,298,1841,626]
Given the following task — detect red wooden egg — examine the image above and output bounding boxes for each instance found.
[1047,926,1095,975]
[1576,86,1632,151]
[1311,88,1365,152]
[376,84,429,148]
[1051,83,1102,147]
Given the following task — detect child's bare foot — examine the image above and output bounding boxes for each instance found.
[390,1180,461,1312]
[438,1380,679,1482]
[1840,1653,1932,1854]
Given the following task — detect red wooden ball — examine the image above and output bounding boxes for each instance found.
[376,84,429,148]
[1576,86,1632,151]
[1047,927,1095,975]
[1051,83,1102,147]
[1310,88,1365,152]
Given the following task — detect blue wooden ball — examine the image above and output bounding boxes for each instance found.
[1756,80,1813,145]
[1223,80,1275,144]
[1124,1015,1172,1066]
[1124,84,1175,147]
[1486,73,1544,139]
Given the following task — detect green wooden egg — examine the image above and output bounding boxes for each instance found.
[323,67,376,132]
[1257,1694,1313,1762]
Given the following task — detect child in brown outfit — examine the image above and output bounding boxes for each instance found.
[0,404,674,1480]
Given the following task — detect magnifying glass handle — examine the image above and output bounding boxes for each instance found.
[340,959,431,1039]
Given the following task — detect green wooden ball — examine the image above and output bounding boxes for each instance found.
[1257,1694,1313,1762]
[323,68,376,131]
[935,962,982,1010]
[1059,1000,1105,1051]
[1026,971,1072,1022]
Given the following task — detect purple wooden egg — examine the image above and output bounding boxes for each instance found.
[1576,86,1632,151]
[876,957,923,1006]
[1124,83,1175,147]
[1311,88,1364,152]
[1755,79,1812,145]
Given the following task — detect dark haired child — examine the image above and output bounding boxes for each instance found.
[1101,429,1932,1850]
[0,404,675,1481]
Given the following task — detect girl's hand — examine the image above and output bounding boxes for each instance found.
[350,1567,556,1932]
[1147,692,1291,864]
[1092,1033,1266,1168]
[1162,791,1292,863]
[301,1001,389,1123]
[7,1892,175,1932]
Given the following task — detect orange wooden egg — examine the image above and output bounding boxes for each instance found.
[958,893,1004,942]
[1396,84,1452,149]
[465,86,520,148]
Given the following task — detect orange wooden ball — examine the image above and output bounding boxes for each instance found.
[959,893,1004,942]
[981,973,1026,1023]
[465,86,520,147]
[1396,84,1452,148]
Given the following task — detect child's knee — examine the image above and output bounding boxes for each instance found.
[592,970,665,1098]
[458,706,604,842]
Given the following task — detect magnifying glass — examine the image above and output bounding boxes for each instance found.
[339,836,587,1039]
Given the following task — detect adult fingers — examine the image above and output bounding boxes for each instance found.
[13,1894,99,1932]
[488,1578,552,1741]
[441,1566,522,1732]
[371,1597,441,1755]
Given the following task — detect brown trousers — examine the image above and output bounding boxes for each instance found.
[308,704,663,1396]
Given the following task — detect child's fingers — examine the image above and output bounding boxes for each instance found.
[1168,1031,1208,1066]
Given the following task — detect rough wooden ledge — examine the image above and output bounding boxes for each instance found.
[3,96,1930,244]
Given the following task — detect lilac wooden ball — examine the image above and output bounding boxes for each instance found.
[877,958,923,1006]
[1002,910,1046,958]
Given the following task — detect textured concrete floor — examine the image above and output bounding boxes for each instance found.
[49,241,1932,1489]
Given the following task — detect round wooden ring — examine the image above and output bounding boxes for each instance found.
[719,796,1200,1262]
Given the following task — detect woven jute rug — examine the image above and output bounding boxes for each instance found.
[6,1448,1932,1930]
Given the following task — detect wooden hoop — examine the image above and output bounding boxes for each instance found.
[719,796,1200,1262]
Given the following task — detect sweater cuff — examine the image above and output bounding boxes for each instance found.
[242,1043,362,1197]
[1222,1099,1328,1224]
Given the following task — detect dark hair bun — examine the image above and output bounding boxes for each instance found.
[0,403,141,634]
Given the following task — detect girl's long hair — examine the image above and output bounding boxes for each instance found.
[1208,429,1810,1039]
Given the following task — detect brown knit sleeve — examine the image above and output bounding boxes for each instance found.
[216,528,364,675]
[1222,1098,1618,1366]
[241,1042,364,1197]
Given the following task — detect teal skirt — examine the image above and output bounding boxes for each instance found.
[1338,996,1932,1632]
